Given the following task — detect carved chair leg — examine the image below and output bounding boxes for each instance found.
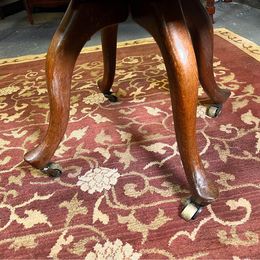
[24,0,34,25]
[132,0,219,206]
[24,1,128,172]
[181,0,231,106]
[98,24,118,102]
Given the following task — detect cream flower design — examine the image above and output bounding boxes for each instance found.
[156,63,166,71]
[85,239,142,260]
[0,86,20,96]
[197,104,207,119]
[77,167,120,194]
[83,93,106,105]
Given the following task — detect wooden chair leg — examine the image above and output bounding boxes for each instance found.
[24,0,34,24]
[181,0,230,105]
[131,0,219,206]
[98,24,118,101]
[24,1,128,174]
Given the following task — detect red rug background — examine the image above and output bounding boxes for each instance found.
[0,29,260,259]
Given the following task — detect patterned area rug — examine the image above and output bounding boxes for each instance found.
[0,28,260,259]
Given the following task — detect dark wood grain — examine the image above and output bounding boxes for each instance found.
[97,25,118,96]
[183,0,231,105]
[24,0,128,168]
[24,0,230,207]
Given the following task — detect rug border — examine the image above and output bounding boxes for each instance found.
[0,27,259,66]
[214,28,260,62]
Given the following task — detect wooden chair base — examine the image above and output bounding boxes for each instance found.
[24,0,230,218]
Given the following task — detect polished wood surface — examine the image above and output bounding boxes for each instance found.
[24,0,230,208]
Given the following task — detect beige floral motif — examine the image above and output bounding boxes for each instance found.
[118,71,138,81]
[0,156,11,166]
[69,237,100,256]
[196,105,207,119]
[256,132,260,153]
[77,167,120,194]
[219,124,235,133]
[232,257,251,260]
[8,170,25,186]
[83,93,106,105]
[94,147,111,162]
[156,63,166,71]
[241,110,259,125]
[0,111,25,123]
[9,235,37,251]
[114,147,137,170]
[85,239,142,260]
[22,129,41,147]
[141,142,169,155]
[93,195,109,225]
[68,127,89,141]
[144,106,162,116]
[121,56,142,64]
[95,129,113,144]
[217,226,259,247]
[0,86,20,96]
[59,193,88,225]
[4,129,28,139]
[117,130,132,144]
[49,230,74,259]
[15,209,52,229]
[118,209,171,244]
[89,113,111,124]
[0,73,12,80]
[0,96,7,109]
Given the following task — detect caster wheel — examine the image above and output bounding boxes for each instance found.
[181,199,203,221]
[206,104,222,118]
[104,92,118,102]
[41,162,62,178]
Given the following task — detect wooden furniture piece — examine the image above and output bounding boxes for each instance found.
[206,0,233,23]
[24,0,69,24]
[24,0,230,221]
[23,0,232,25]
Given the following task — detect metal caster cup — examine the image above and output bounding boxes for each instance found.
[41,162,62,178]
[181,198,203,221]
[104,91,118,102]
[206,104,222,118]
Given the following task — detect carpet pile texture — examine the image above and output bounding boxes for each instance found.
[0,28,260,259]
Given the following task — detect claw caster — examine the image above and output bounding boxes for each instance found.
[104,91,118,102]
[41,162,62,178]
[181,198,203,221]
[206,104,222,118]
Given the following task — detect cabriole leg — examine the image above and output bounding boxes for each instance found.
[131,0,219,219]
[181,0,230,117]
[24,0,128,176]
[98,24,118,102]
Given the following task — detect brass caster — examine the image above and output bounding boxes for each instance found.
[41,162,62,178]
[181,198,203,221]
[104,91,118,102]
[206,104,222,118]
